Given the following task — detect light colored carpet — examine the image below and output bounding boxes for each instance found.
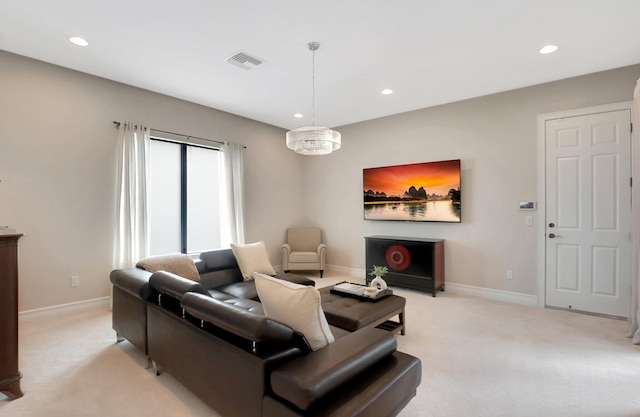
[2,273,639,417]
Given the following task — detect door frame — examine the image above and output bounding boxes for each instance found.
[536,101,634,309]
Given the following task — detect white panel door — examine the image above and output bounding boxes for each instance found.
[545,109,631,317]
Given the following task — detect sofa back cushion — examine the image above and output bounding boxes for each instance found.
[287,227,322,252]
[149,271,209,300]
[198,248,240,273]
[254,273,334,351]
[198,248,244,288]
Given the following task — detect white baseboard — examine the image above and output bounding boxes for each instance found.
[325,265,538,307]
[274,264,363,278]
[19,296,111,320]
[445,282,538,307]
[326,264,365,277]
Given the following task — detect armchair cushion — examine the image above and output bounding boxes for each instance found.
[254,273,334,351]
[231,241,276,280]
[286,227,321,251]
[289,252,319,263]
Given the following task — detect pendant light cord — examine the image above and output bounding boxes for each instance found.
[311,45,316,127]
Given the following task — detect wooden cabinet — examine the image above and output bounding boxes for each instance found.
[365,235,444,297]
[0,234,23,400]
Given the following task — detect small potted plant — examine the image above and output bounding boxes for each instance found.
[368,265,389,291]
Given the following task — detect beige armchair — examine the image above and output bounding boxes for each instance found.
[281,227,327,278]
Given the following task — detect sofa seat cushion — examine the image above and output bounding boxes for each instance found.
[208,275,313,302]
[207,289,239,302]
[215,280,259,300]
[289,251,319,263]
[255,273,334,351]
[222,297,264,315]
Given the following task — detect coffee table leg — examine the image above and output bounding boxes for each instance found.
[400,307,405,335]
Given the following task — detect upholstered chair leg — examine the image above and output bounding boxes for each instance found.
[320,270,323,278]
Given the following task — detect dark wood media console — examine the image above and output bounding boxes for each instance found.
[365,235,444,296]
[0,233,23,400]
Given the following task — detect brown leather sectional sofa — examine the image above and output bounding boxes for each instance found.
[110,248,421,417]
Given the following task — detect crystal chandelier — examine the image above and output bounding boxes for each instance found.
[286,42,341,155]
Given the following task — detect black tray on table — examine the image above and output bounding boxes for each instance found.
[330,281,393,302]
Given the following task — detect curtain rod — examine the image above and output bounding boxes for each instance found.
[112,121,227,146]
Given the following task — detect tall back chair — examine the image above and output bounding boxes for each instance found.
[281,227,326,278]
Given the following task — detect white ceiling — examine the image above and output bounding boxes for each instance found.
[1,0,639,130]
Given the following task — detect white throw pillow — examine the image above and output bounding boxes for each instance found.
[230,241,276,281]
[254,273,334,350]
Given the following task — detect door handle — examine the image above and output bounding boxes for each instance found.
[548,233,562,239]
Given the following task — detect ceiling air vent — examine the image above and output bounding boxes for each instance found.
[225,51,264,71]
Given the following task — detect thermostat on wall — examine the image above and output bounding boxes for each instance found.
[519,201,536,210]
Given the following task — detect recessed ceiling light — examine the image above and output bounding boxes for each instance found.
[294,113,303,118]
[69,36,88,47]
[539,45,558,54]
[381,88,394,95]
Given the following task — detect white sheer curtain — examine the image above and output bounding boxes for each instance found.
[631,79,640,344]
[113,122,150,268]
[220,142,246,246]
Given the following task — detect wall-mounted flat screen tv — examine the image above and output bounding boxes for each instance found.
[363,159,461,222]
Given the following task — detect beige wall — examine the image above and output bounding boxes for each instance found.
[303,64,640,296]
[2,48,638,311]
[0,51,303,311]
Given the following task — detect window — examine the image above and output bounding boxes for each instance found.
[149,138,222,255]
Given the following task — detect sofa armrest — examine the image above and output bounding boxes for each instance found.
[149,270,209,301]
[269,327,397,411]
[110,268,153,300]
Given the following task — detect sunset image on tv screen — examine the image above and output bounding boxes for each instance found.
[363,159,461,222]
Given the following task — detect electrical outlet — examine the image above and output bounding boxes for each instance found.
[525,216,533,226]
[71,276,80,287]
[506,270,513,280]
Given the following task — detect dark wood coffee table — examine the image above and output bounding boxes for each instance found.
[318,286,405,335]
